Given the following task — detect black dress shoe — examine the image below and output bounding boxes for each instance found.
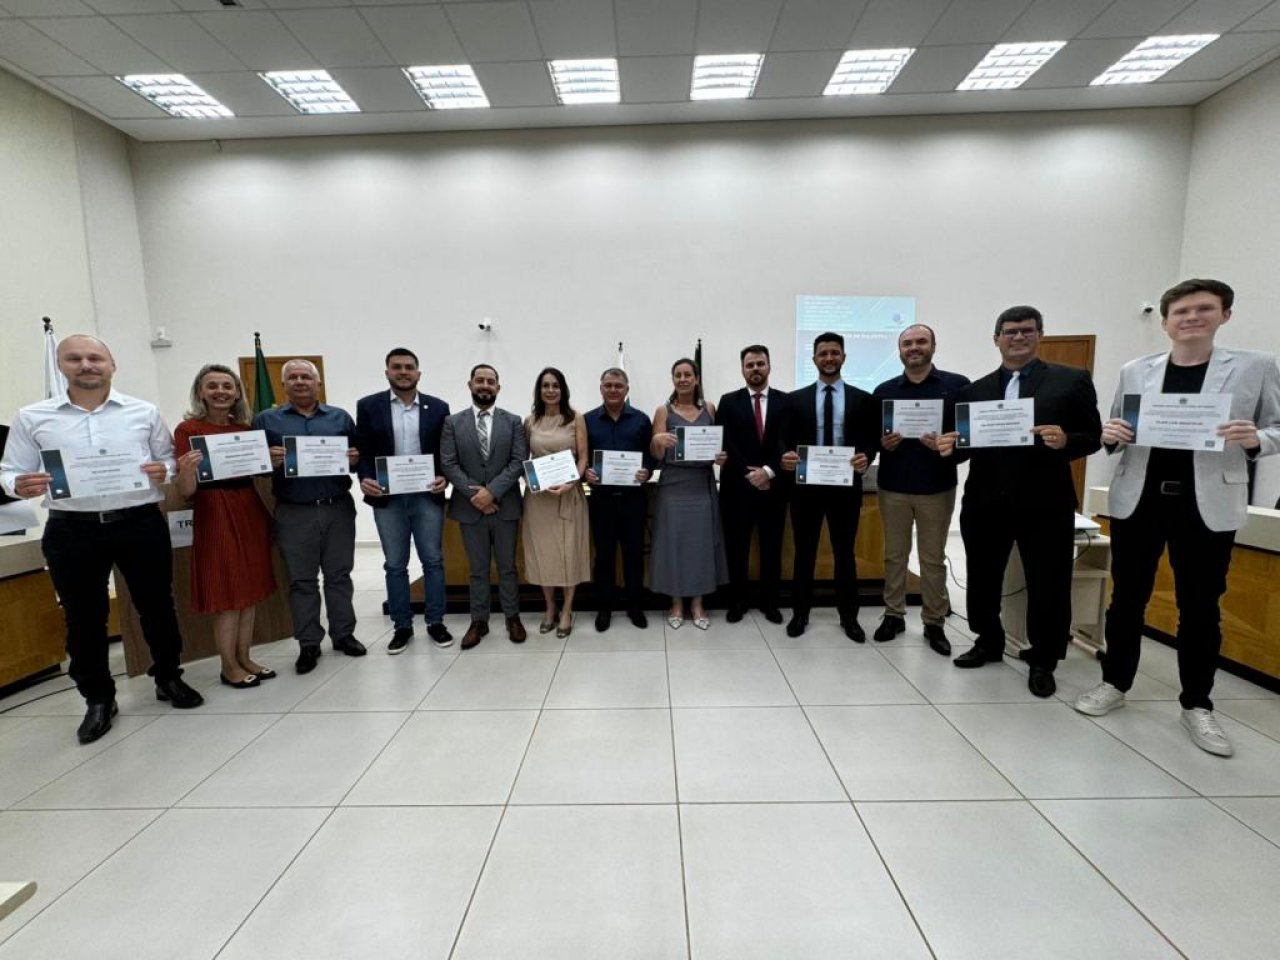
[953,646,1002,668]
[460,620,489,650]
[924,624,951,656]
[77,700,118,745]
[296,646,321,674]
[725,605,745,624]
[844,620,866,644]
[427,622,454,648]
[873,615,906,643]
[761,607,784,624]
[595,609,611,632]
[1028,666,1057,698]
[220,672,260,689]
[333,636,367,657]
[786,615,808,638]
[155,676,204,709]
[627,609,648,629]
[387,627,413,655]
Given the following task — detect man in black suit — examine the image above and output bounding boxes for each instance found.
[714,344,789,624]
[356,348,452,654]
[938,305,1101,697]
[781,332,880,640]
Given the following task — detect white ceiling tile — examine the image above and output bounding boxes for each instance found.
[1020,36,1137,87]
[769,0,866,52]
[187,70,298,115]
[889,42,989,92]
[362,4,467,64]
[1079,0,1195,39]
[619,53,692,101]
[924,0,1035,46]
[446,1,542,61]
[84,0,179,13]
[1,0,95,14]
[47,74,170,116]
[530,0,617,58]
[1239,0,1280,30]
[109,14,245,72]
[472,59,556,105]
[0,19,98,75]
[29,16,173,72]
[615,0,696,56]
[277,8,393,66]
[330,65,425,111]
[1003,0,1113,42]
[193,10,317,69]
[849,0,950,48]
[1160,0,1274,34]
[753,48,841,97]
[696,0,784,53]
[1161,29,1280,78]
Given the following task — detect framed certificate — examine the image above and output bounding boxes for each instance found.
[375,454,436,494]
[283,435,349,477]
[1122,393,1232,452]
[674,425,723,462]
[796,445,856,486]
[882,398,944,438]
[40,445,150,500]
[523,449,581,492]
[955,399,1034,448]
[190,430,271,482]
[592,450,643,486]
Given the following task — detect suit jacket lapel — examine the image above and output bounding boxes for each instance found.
[1021,362,1048,397]
[1143,355,1167,393]
[1202,348,1237,394]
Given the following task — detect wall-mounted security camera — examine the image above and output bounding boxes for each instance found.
[1140,302,1156,315]
[477,318,493,332]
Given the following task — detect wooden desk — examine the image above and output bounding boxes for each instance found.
[0,532,64,690]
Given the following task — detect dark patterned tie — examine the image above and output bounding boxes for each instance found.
[477,410,490,460]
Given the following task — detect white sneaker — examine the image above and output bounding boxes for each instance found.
[1180,708,1234,757]
[1074,682,1126,717]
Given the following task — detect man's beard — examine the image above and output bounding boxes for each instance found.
[471,391,495,408]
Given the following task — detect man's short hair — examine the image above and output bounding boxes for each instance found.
[1160,278,1234,317]
[813,331,844,352]
[385,348,419,366]
[282,358,320,379]
[599,367,629,384]
[740,344,770,362]
[994,306,1043,336]
[469,363,499,381]
[899,324,936,346]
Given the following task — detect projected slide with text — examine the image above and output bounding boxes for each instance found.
[794,295,916,392]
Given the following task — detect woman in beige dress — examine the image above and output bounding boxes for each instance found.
[523,367,591,637]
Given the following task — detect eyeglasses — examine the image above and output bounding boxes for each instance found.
[998,327,1040,339]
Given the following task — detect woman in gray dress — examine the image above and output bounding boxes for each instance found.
[649,358,729,630]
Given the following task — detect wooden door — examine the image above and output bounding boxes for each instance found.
[238,355,327,410]
[1038,335,1096,507]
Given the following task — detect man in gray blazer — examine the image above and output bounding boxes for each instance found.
[1074,279,1280,757]
[440,363,528,649]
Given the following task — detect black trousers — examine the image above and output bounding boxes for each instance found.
[721,487,787,609]
[42,504,184,704]
[790,487,862,622]
[588,489,647,612]
[960,497,1074,670]
[1102,488,1236,710]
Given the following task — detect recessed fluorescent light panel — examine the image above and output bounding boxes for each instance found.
[1091,34,1219,85]
[690,54,763,100]
[117,74,232,118]
[823,48,915,95]
[548,59,620,105]
[404,65,490,109]
[956,41,1066,91]
[261,70,359,114]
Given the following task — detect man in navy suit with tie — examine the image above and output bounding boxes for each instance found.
[714,345,789,624]
[356,348,452,653]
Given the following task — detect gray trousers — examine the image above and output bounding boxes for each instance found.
[274,497,357,648]
[458,515,520,621]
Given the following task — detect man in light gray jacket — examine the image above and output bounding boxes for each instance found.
[1074,279,1280,757]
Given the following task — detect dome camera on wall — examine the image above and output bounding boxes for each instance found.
[477,318,493,331]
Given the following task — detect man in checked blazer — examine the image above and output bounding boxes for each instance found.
[440,363,528,650]
[1072,278,1280,758]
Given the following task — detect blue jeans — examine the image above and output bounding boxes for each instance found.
[372,495,446,628]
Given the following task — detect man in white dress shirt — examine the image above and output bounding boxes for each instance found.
[0,335,203,745]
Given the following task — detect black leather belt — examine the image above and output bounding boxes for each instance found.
[1158,480,1186,496]
[48,504,155,524]
[283,495,347,506]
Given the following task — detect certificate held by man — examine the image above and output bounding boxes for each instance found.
[882,398,944,438]
[796,445,856,486]
[524,448,581,492]
[39,445,150,500]
[375,454,436,494]
[592,450,643,486]
[955,398,1034,448]
[284,435,350,478]
[190,430,272,482]
[674,425,724,462]
[1122,393,1232,452]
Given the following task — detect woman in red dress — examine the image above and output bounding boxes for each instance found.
[174,364,276,688]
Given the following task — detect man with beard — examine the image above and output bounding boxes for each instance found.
[871,325,970,654]
[440,363,528,649]
[254,358,364,674]
[356,348,452,653]
[714,344,789,624]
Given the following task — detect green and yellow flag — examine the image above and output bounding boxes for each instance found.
[252,331,275,413]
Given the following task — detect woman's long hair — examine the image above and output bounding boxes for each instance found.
[186,363,251,424]
[530,366,576,424]
[667,357,703,408]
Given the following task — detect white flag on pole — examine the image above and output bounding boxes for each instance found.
[44,319,67,399]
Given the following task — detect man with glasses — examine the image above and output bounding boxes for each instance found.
[937,306,1101,697]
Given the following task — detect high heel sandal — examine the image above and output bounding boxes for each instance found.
[556,614,575,639]
[539,612,558,634]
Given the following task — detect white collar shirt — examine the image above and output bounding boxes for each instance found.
[390,390,422,457]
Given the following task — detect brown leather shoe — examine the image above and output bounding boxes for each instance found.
[460,620,489,650]
[507,616,527,644]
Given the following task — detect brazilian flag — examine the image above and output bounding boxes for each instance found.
[252,332,275,413]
